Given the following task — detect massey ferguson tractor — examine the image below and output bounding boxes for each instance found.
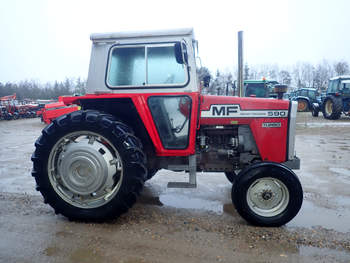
[32,28,303,226]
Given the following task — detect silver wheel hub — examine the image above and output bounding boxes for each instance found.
[48,131,123,209]
[58,138,115,195]
[247,177,289,217]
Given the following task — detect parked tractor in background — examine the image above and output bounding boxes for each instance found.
[243,79,288,100]
[312,76,350,119]
[289,88,319,112]
[32,28,303,227]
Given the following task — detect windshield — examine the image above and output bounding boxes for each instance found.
[308,90,316,99]
[244,83,268,98]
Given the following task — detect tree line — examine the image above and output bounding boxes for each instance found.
[0,78,86,100]
[199,60,350,95]
[1,60,349,99]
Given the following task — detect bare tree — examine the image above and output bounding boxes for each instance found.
[334,61,349,76]
[244,64,249,80]
[279,70,291,85]
[313,60,333,91]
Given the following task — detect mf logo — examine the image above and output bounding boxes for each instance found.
[212,105,239,116]
[201,104,289,118]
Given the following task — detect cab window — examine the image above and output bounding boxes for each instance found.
[148,96,191,149]
[107,44,188,88]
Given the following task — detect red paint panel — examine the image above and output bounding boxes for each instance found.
[60,92,199,157]
[43,106,79,124]
[199,95,289,163]
[200,95,289,110]
[249,118,288,162]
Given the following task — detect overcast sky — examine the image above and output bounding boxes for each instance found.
[0,0,349,83]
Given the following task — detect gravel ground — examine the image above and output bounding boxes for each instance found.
[0,113,350,263]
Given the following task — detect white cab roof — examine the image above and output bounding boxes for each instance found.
[90,28,194,42]
[330,75,350,80]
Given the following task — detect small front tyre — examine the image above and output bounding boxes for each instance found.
[311,104,319,117]
[232,162,303,227]
[224,171,237,184]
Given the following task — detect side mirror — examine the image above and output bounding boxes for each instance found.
[203,75,211,87]
[175,42,188,64]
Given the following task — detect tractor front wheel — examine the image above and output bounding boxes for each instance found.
[224,172,237,184]
[232,162,303,227]
[31,110,147,221]
[311,104,319,117]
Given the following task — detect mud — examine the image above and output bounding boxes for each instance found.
[0,114,350,262]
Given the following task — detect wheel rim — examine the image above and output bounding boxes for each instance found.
[246,177,289,217]
[47,131,123,209]
[325,100,333,115]
[298,101,307,111]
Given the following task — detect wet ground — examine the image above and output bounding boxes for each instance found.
[0,113,350,262]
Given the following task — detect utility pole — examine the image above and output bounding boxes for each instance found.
[238,31,243,97]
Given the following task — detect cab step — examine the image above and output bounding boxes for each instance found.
[167,155,197,188]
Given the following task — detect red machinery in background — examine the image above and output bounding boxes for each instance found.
[40,96,79,124]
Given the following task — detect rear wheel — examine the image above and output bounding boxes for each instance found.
[232,162,303,227]
[322,95,342,120]
[297,99,309,112]
[146,169,158,180]
[32,110,147,221]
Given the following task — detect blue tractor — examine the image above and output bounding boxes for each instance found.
[289,88,319,112]
[313,76,350,119]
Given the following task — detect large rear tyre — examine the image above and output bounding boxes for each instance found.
[297,99,309,112]
[31,110,147,221]
[146,169,158,181]
[232,162,303,227]
[322,95,342,120]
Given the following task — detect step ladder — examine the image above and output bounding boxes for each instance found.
[167,155,197,188]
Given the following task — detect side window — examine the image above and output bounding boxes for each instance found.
[148,96,191,149]
[148,46,186,85]
[107,43,188,88]
[308,90,316,99]
[108,47,145,86]
[328,80,338,93]
[342,82,350,94]
[300,90,308,97]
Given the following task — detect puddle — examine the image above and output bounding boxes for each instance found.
[297,122,350,128]
[334,195,350,207]
[329,167,350,177]
[287,200,350,233]
[159,193,223,214]
[299,246,350,262]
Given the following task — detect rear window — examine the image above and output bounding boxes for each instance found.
[107,44,188,88]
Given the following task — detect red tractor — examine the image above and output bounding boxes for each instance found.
[32,29,302,226]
